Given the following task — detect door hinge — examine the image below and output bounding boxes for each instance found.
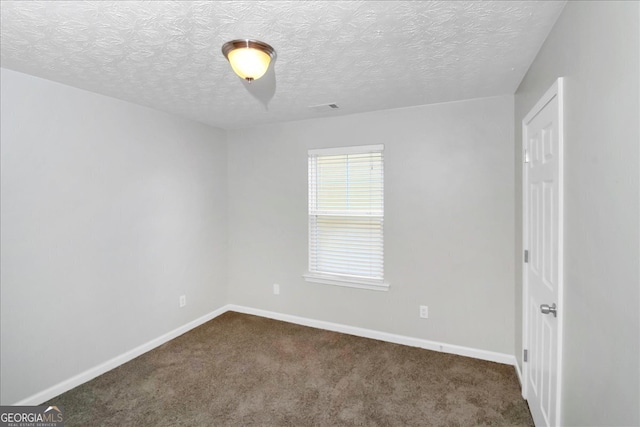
[524,250,529,263]
[524,149,530,163]
[524,349,528,362]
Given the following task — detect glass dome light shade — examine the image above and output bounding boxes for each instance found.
[222,39,276,82]
[227,48,271,80]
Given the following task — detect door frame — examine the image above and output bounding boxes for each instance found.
[521,77,565,426]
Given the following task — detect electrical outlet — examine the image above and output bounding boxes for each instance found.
[273,284,280,295]
[179,295,186,308]
[419,305,428,319]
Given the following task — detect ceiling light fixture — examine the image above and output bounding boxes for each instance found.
[222,39,276,82]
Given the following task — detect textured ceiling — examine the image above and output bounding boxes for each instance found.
[1,1,566,130]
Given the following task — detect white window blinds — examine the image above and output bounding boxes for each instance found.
[307,144,385,289]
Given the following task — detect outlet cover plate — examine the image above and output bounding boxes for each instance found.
[419,305,428,319]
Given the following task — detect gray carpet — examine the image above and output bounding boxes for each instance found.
[45,311,534,426]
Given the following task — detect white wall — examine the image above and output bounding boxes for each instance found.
[0,68,228,405]
[514,2,639,425]
[227,96,515,355]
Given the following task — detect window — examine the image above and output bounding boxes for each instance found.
[304,144,387,291]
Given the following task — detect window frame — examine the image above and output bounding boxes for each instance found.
[304,144,389,291]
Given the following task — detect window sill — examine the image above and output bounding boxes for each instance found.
[303,273,389,291]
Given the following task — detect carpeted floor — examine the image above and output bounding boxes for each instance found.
[45,311,534,426]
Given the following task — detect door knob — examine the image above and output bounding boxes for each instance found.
[540,303,557,317]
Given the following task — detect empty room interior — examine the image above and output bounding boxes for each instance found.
[1,1,638,426]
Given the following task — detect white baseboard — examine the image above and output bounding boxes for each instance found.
[514,359,524,387]
[15,303,516,405]
[515,359,527,399]
[226,304,516,366]
[14,306,228,406]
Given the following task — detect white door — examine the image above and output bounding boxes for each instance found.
[522,78,564,427]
